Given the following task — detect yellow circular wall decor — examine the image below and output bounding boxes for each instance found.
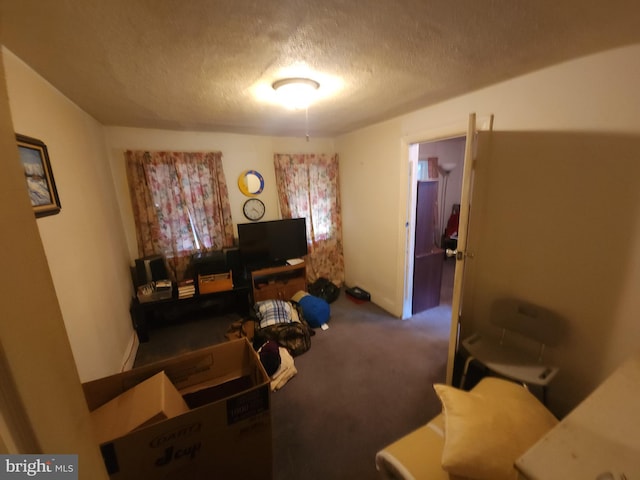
[238,170,264,196]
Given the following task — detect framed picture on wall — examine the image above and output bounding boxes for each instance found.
[16,134,61,218]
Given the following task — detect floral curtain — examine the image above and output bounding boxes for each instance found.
[273,153,345,286]
[125,150,234,281]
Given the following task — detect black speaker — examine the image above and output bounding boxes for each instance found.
[134,255,168,285]
[224,247,243,283]
[224,248,241,271]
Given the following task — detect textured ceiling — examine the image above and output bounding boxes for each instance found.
[1,1,639,137]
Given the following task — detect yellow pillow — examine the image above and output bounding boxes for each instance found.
[433,378,558,480]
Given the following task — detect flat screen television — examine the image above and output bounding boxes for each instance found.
[237,218,308,269]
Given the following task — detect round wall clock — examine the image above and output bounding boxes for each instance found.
[242,198,265,221]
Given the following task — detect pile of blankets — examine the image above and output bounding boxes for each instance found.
[225,295,332,392]
[257,340,297,392]
[225,318,299,392]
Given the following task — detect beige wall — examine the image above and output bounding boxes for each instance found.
[3,49,134,382]
[337,43,640,416]
[104,127,335,262]
[466,131,640,417]
[0,48,108,477]
[337,119,405,314]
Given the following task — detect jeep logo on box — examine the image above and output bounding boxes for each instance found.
[155,443,201,467]
[149,422,202,449]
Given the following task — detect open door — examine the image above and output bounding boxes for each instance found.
[444,113,493,385]
[400,113,493,384]
[412,181,443,314]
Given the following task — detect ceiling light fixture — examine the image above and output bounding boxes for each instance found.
[272,77,320,110]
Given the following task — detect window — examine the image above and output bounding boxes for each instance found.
[273,153,344,285]
[125,150,234,280]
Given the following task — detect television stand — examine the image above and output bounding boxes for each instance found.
[245,259,288,272]
[250,261,307,303]
[129,281,250,342]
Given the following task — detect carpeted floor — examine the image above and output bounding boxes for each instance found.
[270,293,450,480]
[134,260,454,479]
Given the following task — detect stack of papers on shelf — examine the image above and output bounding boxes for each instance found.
[178,279,195,299]
[137,280,173,303]
[155,279,171,289]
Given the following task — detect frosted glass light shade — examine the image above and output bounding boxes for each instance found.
[272,77,320,110]
[440,162,457,174]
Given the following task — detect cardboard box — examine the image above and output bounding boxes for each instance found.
[90,371,189,445]
[83,338,272,479]
[198,270,233,294]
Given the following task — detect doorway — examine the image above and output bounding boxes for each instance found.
[411,137,466,319]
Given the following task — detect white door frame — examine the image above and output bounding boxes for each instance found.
[398,114,493,383]
[400,119,474,319]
